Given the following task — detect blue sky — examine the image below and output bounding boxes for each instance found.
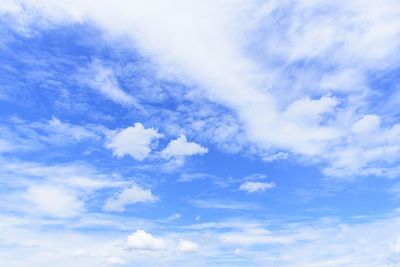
[1,1,400,266]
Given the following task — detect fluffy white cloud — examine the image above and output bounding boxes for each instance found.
[104,185,157,212]
[239,181,275,193]
[126,230,166,251]
[106,123,162,160]
[178,239,199,253]
[24,185,83,218]
[161,135,208,159]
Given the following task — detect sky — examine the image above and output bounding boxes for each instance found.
[1,0,400,266]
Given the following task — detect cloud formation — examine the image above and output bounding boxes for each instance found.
[239,181,275,193]
[104,185,157,212]
[24,184,83,218]
[6,0,400,176]
[1,1,400,267]
[160,135,208,159]
[81,60,138,107]
[106,123,162,160]
[126,230,166,251]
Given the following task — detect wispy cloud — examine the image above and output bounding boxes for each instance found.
[80,60,139,108]
[190,199,260,211]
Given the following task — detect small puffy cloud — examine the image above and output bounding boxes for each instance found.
[239,181,275,193]
[126,230,166,251]
[106,123,162,160]
[104,184,157,212]
[24,185,83,217]
[161,135,208,159]
[178,239,199,253]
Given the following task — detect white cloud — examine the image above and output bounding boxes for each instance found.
[0,138,18,153]
[24,185,83,218]
[0,158,130,219]
[351,114,381,135]
[178,239,199,253]
[106,123,162,160]
[106,257,125,265]
[0,158,125,191]
[5,0,400,178]
[82,60,138,107]
[70,248,91,257]
[104,185,157,212]
[126,230,166,251]
[239,181,275,193]
[1,205,400,267]
[262,152,289,162]
[323,116,400,177]
[0,117,101,154]
[42,117,99,143]
[160,135,208,159]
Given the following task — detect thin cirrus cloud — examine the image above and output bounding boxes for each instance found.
[80,60,139,108]
[0,117,101,153]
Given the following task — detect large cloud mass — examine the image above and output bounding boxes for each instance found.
[2,0,400,177]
